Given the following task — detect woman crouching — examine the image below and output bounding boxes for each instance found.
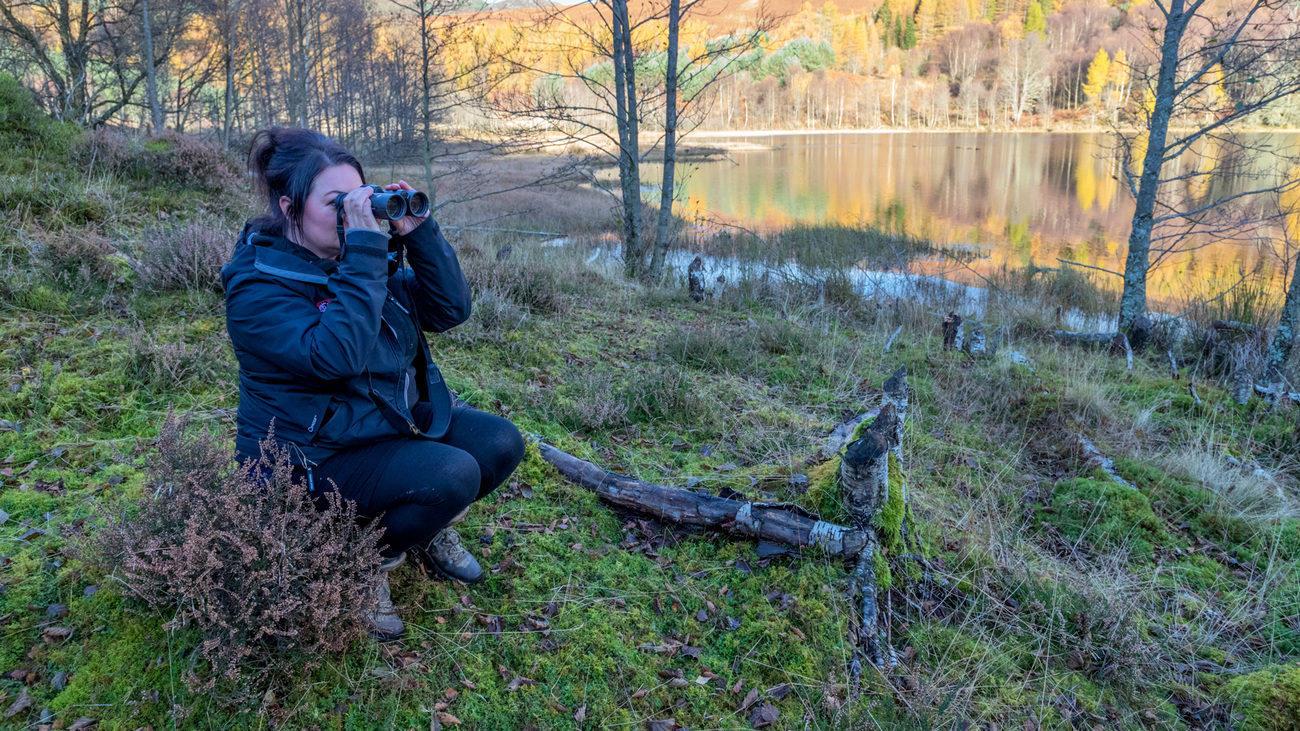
[221,127,524,641]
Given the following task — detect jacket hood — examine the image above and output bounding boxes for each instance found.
[223,224,340,289]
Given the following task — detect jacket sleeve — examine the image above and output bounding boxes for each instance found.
[392,217,472,332]
[225,230,390,381]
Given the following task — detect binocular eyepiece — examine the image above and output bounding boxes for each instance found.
[334,185,430,222]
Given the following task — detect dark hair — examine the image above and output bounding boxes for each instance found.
[245,127,365,238]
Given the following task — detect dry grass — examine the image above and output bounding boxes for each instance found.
[1152,424,1300,523]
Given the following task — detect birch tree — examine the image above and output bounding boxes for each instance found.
[1114,0,1300,334]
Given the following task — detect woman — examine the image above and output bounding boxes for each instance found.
[222,127,524,641]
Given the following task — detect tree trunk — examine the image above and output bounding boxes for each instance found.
[648,0,680,281]
[611,0,643,279]
[1265,260,1300,386]
[419,0,436,205]
[222,0,238,150]
[618,0,644,279]
[1119,0,1188,332]
[142,0,165,135]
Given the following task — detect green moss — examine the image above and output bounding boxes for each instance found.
[807,454,845,524]
[1224,664,1300,731]
[1041,477,1168,560]
[873,452,906,552]
[0,74,78,160]
[872,548,891,591]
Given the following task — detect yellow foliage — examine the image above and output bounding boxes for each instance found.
[1083,47,1110,102]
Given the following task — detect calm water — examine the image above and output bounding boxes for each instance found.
[664,132,1299,298]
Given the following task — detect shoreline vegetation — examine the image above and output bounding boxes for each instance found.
[2,84,1300,730]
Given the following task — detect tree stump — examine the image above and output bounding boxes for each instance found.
[687,256,705,302]
[839,365,915,676]
[942,312,963,350]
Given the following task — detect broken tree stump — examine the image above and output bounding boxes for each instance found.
[1231,367,1254,405]
[942,312,963,350]
[839,365,916,678]
[840,404,897,671]
[1202,320,1266,377]
[687,256,705,303]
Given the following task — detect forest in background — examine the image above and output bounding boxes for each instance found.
[4,0,1300,161]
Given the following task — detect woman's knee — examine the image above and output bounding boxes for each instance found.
[440,449,482,508]
[497,420,526,474]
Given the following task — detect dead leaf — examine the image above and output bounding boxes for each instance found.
[459,679,477,690]
[506,675,538,692]
[574,705,586,722]
[748,702,779,728]
[739,688,760,711]
[730,678,743,695]
[3,688,31,718]
[42,627,73,644]
[68,718,97,731]
[631,689,648,699]
[646,720,680,731]
[436,712,462,726]
[767,683,790,700]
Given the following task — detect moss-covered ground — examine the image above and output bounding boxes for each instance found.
[2,76,1299,729]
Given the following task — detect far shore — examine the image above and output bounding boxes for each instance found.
[685,126,1300,139]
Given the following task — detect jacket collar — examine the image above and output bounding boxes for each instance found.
[243,228,339,285]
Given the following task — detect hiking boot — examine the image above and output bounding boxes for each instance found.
[412,527,483,584]
[367,552,406,642]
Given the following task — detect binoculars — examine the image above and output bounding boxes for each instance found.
[334,185,429,222]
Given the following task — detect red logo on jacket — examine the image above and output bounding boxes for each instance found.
[316,298,333,312]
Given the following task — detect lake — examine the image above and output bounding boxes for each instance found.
[663,131,1299,301]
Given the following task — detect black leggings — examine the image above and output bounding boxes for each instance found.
[252,405,525,558]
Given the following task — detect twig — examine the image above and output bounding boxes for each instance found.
[440,226,562,237]
[1055,258,1123,278]
[884,325,902,353]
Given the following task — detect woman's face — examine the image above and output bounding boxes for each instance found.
[279,164,364,260]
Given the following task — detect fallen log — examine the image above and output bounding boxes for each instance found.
[1068,433,1136,490]
[1052,330,1133,371]
[536,442,870,558]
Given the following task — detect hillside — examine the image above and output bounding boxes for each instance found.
[1,77,1299,731]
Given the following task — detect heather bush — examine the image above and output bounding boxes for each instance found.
[137,215,237,292]
[32,226,121,288]
[124,329,228,392]
[78,412,382,705]
[463,258,570,316]
[73,128,241,192]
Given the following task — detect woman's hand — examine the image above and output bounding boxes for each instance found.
[340,186,382,233]
[384,179,431,237]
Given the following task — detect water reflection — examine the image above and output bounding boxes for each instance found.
[656,132,1298,299]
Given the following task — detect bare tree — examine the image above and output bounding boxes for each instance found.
[1114,0,1300,334]
[648,0,681,280]
[998,35,1052,125]
[142,0,165,133]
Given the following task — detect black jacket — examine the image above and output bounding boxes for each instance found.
[221,217,471,467]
